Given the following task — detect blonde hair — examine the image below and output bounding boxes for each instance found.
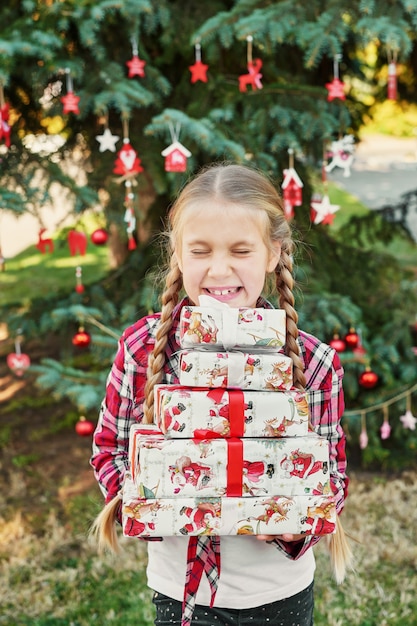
[91,163,353,582]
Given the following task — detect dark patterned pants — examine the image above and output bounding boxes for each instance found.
[152,582,314,625]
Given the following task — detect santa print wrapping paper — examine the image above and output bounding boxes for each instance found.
[154,384,310,438]
[179,305,286,351]
[129,427,330,498]
[178,350,293,390]
[122,474,336,537]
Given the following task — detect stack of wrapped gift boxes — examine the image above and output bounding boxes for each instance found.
[122,302,337,538]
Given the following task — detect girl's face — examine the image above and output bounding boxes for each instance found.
[176,200,281,308]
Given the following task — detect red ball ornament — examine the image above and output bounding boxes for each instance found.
[91,228,108,246]
[75,416,95,437]
[330,334,346,353]
[345,328,360,350]
[359,368,379,389]
[72,328,91,347]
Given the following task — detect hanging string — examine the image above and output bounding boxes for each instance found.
[344,381,417,419]
[0,83,4,108]
[287,147,294,169]
[333,54,342,79]
[131,36,139,57]
[168,121,181,144]
[195,40,201,63]
[65,68,73,93]
[122,116,129,142]
[246,35,253,64]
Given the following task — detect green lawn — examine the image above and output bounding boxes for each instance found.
[0,233,110,308]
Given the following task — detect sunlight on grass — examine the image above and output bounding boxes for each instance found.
[0,239,110,307]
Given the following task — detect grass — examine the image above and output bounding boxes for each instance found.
[1,471,416,625]
[0,226,110,308]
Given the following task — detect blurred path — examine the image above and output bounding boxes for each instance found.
[327,133,417,240]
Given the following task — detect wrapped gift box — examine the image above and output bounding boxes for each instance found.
[122,474,336,537]
[178,350,293,390]
[179,304,286,351]
[129,426,330,498]
[154,384,310,438]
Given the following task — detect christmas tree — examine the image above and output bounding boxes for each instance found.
[1,0,417,467]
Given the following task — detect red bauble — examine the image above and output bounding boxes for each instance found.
[75,284,85,294]
[345,328,360,350]
[75,416,95,437]
[91,228,109,246]
[359,368,379,389]
[330,334,346,353]
[72,329,91,347]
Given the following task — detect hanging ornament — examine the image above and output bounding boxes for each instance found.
[238,36,263,92]
[91,228,109,246]
[124,186,137,251]
[7,329,31,377]
[359,412,368,449]
[399,395,417,430]
[311,148,340,225]
[387,48,398,101]
[126,36,146,78]
[68,229,87,256]
[113,140,144,176]
[0,83,11,148]
[189,40,209,83]
[310,193,340,225]
[345,327,360,350]
[359,367,379,389]
[72,326,91,348]
[161,122,191,172]
[380,405,391,440]
[95,114,120,152]
[35,228,54,254]
[60,68,80,115]
[75,265,85,293]
[324,135,355,178]
[325,54,346,101]
[75,416,95,437]
[281,148,303,220]
[329,334,346,353]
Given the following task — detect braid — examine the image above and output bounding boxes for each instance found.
[276,249,306,390]
[142,256,183,424]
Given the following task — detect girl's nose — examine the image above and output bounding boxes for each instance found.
[207,253,230,278]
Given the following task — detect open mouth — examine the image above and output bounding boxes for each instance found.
[204,287,241,296]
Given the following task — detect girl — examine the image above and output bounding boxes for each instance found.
[90,163,352,626]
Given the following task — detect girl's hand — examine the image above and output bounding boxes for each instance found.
[256,533,305,542]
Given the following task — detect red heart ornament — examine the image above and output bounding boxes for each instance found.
[7,352,31,376]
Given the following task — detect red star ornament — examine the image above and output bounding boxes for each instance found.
[113,142,144,176]
[325,77,346,101]
[126,55,146,78]
[310,194,340,225]
[61,91,80,115]
[189,60,209,83]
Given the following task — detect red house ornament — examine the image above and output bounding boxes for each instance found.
[161,141,191,172]
[281,167,303,220]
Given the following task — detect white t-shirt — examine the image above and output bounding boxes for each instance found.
[147,536,315,608]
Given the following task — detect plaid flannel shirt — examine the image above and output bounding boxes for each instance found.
[91,296,349,560]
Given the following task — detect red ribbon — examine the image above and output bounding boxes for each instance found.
[226,437,243,496]
[206,389,245,437]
